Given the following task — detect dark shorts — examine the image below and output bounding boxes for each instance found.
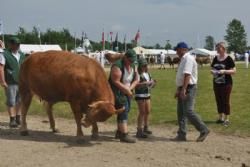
[135,96,151,101]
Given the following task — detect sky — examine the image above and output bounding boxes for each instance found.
[0,0,249,47]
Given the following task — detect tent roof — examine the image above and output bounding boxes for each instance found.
[20,44,62,54]
[133,46,151,54]
[189,48,216,56]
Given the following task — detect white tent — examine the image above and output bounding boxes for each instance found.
[189,48,215,57]
[20,44,62,54]
[133,46,151,55]
[147,49,177,57]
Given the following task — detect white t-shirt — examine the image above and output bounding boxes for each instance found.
[176,53,198,87]
[160,53,165,62]
[122,67,134,88]
[245,53,249,62]
[0,51,21,65]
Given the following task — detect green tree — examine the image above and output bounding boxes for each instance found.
[204,35,215,50]
[155,43,161,49]
[225,19,247,53]
[165,42,172,50]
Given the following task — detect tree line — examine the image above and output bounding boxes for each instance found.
[1,18,248,54]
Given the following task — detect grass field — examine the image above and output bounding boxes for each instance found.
[0,63,249,136]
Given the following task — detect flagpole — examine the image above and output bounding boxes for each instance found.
[0,20,4,44]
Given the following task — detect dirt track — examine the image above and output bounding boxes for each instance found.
[0,114,250,167]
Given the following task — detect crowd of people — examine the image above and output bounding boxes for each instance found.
[0,37,241,144]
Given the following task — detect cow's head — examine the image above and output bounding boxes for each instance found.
[82,101,124,127]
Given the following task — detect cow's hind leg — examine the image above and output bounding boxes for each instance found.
[91,122,99,140]
[45,102,59,133]
[70,102,85,143]
[20,91,33,136]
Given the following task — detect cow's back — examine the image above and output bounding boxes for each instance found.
[20,51,113,105]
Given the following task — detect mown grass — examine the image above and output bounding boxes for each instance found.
[0,63,249,136]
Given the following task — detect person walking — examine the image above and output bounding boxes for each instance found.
[109,49,139,143]
[211,42,236,126]
[135,58,156,138]
[159,52,166,69]
[173,42,209,142]
[0,37,26,128]
[245,51,249,69]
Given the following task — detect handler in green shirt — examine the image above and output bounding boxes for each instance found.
[0,37,26,128]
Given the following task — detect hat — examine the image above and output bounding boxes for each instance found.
[138,58,148,67]
[125,49,137,63]
[9,37,21,44]
[174,42,189,51]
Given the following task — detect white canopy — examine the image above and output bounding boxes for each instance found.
[20,44,62,54]
[189,48,216,57]
[133,46,151,55]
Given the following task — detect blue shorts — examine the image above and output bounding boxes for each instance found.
[117,96,131,123]
[5,84,21,107]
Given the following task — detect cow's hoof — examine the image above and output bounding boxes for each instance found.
[20,131,29,136]
[52,129,60,133]
[91,133,99,140]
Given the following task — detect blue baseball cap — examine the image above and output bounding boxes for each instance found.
[174,42,189,51]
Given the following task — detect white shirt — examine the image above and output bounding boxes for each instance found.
[100,51,105,68]
[122,67,134,88]
[245,53,249,61]
[176,52,198,87]
[0,51,21,65]
[142,72,150,82]
[160,53,165,61]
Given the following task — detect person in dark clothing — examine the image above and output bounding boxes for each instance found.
[211,42,236,127]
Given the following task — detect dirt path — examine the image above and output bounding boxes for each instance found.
[0,114,250,167]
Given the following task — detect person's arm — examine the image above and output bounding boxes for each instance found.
[219,68,236,75]
[219,57,236,75]
[110,66,133,97]
[179,57,193,99]
[179,74,191,99]
[0,64,7,88]
[129,71,139,91]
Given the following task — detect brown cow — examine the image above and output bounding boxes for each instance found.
[166,56,180,69]
[19,51,124,142]
[196,56,211,67]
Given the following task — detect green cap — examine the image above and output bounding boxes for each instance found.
[138,58,148,67]
[9,37,21,44]
[125,49,137,63]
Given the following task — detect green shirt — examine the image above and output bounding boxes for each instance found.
[3,49,26,84]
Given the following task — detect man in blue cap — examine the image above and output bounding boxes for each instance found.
[173,42,209,142]
[0,37,26,128]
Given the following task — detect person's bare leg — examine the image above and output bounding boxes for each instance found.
[144,99,152,134]
[137,100,145,130]
[15,103,21,125]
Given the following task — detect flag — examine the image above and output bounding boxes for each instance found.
[114,32,118,51]
[0,20,3,35]
[102,29,105,50]
[135,29,140,44]
[110,32,113,49]
[124,34,127,52]
[81,31,84,47]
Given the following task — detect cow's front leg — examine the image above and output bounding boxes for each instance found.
[70,102,85,143]
[45,102,59,133]
[91,122,99,140]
